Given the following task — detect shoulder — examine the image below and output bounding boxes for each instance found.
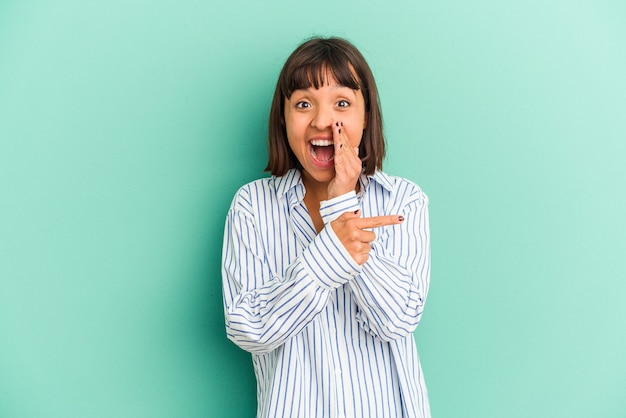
[228,176,279,216]
[369,170,429,206]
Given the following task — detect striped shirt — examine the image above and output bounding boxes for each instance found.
[222,168,431,418]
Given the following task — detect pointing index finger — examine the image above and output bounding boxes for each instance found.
[354,215,405,229]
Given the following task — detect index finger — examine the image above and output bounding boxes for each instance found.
[354,215,405,229]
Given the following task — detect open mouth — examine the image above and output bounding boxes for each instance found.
[310,139,334,163]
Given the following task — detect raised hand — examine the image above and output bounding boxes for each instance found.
[327,120,363,200]
[331,210,405,265]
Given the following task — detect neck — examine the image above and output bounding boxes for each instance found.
[301,172,329,203]
[303,181,328,203]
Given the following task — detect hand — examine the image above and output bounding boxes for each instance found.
[331,210,405,265]
[327,121,362,200]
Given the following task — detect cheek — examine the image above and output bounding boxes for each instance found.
[284,115,304,138]
[348,129,364,148]
[285,125,305,154]
[285,126,299,146]
[346,117,365,146]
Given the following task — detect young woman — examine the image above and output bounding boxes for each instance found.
[222,37,431,418]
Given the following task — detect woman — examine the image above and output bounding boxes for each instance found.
[222,36,431,418]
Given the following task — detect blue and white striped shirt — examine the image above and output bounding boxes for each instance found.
[222,168,431,418]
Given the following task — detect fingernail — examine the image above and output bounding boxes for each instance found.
[338,128,341,134]
[335,121,339,127]
[398,216,405,222]
[339,143,343,148]
[354,209,360,214]
[340,121,344,127]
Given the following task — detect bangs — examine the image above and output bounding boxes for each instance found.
[281,57,362,98]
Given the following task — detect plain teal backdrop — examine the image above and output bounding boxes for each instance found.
[1,1,625,417]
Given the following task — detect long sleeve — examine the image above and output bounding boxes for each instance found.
[349,185,430,341]
[317,181,430,342]
[222,194,360,355]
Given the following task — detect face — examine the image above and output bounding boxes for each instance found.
[284,76,368,187]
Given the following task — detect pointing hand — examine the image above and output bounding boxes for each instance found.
[331,210,405,265]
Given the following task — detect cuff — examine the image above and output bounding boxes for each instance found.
[320,191,360,224]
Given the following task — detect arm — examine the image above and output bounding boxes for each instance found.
[222,203,359,355]
[348,191,430,341]
[320,187,430,341]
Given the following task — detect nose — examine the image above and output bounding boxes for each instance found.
[310,105,333,130]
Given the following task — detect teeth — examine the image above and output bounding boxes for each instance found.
[311,147,334,162]
[310,139,333,146]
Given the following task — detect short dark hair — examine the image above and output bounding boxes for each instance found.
[265,37,385,176]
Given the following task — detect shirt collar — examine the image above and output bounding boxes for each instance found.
[274,168,304,198]
[362,170,395,193]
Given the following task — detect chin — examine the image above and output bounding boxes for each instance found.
[302,167,336,185]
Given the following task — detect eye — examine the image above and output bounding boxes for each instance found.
[295,101,311,109]
[337,99,350,108]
